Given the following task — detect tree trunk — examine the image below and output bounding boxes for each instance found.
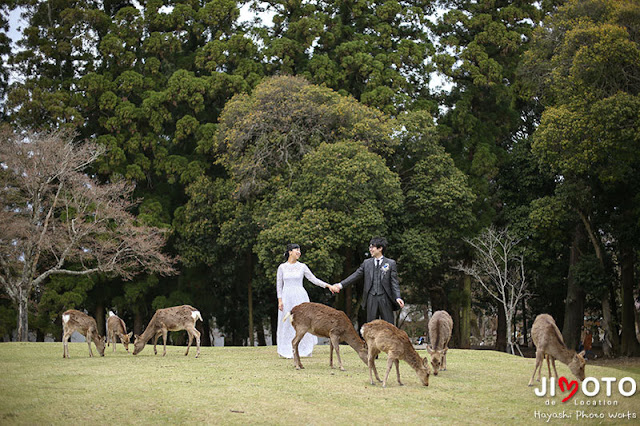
[17,286,29,342]
[495,305,506,352]
[620,243,640,356]
[270,310,277,345]
[256,318,266,346]
[579,211,618,357]
[451,304,461,349]
[95,303,105,338]
[562,225,586,351]
[522,298,528,346]
[601,295,617,357]
[505,308,513,354]
[459,274,471,349]
[134,310,143,336]
[247,253,254,347]
[200,315,211,346]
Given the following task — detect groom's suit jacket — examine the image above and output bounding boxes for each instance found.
[340,257,401,310]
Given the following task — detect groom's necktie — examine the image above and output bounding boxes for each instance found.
[372,259,382,295]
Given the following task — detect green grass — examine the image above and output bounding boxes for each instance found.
[0,342,638,424]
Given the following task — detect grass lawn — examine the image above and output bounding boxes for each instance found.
[0,342,638,424]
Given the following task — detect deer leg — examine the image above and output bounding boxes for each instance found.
[62,330,71,358]
[153,331,162,355]
[329,340,334,368]
[329,333,344,371]
[545,355,552,378]
[112,332,116,352]
[186,326,201,357]
[162,327,168,356]
[291,328,306,370]
[394,359,403,386]
[193,327,201,358]
[367,347,382,385]
[528,350,543,386]
[550,356,559,378]
[86,331,94,357]
[185,329,193,356]
[382,355,395,388]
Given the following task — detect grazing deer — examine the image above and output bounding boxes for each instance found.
[133,305,203,358]
[528,314,586,386]
[360,320,430,387]
[107,311,133,353]
[283,302,368,371]
[427,310,453,375]
[62,309,106,358]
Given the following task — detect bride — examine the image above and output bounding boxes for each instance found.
[276,243,337,358]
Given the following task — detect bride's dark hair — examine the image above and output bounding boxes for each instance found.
[284,243,300,261]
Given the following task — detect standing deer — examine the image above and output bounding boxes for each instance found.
[107,311,133,353]
[283,302,368,371]
[133,305,203,358]
[427,310,453,375]
[62,309,106,358]
[360,320,430,387]
[528,314,586,386]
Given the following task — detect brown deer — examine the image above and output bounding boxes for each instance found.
[427,310,453,375]
[107,311,133,353]
[283,302,368,371]
[62,309,106,358]
[528,314,586,386]
[360,320,430,387]
[132,305,203,358]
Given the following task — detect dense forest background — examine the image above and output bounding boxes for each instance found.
[0,0,638,357]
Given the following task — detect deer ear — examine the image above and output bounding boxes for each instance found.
[128,332,133,338]
[426,345,435,355]
[578,350,586,358]
[134,334,139,340]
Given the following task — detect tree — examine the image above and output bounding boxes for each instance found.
[524,0,640,356]
[455,227,529,355]
[432,0,547,349]
[253,0,435,115]
[0,129,175,341]
[0,0,15,121]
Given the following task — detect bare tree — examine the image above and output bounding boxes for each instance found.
[455,227,528,355]
[0,129,175,341]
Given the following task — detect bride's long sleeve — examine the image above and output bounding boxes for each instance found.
[303,264,329,288]
[276,265,284,298]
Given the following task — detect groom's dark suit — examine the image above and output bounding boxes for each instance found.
[340,256,401,324]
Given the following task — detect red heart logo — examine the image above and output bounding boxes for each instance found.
[558,376,578,402]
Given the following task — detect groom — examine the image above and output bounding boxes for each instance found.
[332,237,404,324]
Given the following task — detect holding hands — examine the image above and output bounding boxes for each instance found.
[328,284,341,294]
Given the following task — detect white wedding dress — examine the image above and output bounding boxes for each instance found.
[276,261,329,358]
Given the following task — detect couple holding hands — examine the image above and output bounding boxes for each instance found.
[276,237,405,359]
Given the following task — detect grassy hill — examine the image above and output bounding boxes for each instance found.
[0,342,638,424]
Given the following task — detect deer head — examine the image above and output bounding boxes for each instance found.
[427,345,447,375]
[569,351,587,381]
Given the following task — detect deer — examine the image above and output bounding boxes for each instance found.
[427,310,453,375]
[62,309,106,358]
[283,302,368,371]
[132,305,203,358]
[107,311,133,353]
[528,314,586,386]
[360,319,431,387]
